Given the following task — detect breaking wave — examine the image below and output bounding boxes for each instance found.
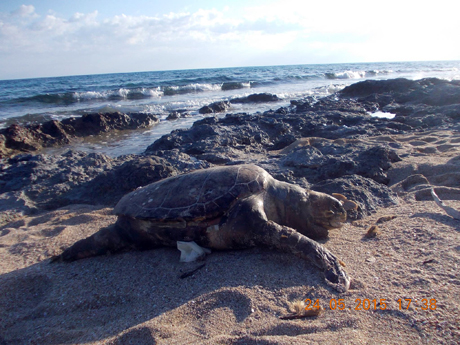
[0,67,397,108]
[325,70,392,80]
[9,83,253,106]
[2,61,459,129]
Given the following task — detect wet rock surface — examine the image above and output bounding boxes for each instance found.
[1,78,459,221]
[0,112,159,158]
[340,78,460,124]
[230,93,280,104]
[198,101,231,114]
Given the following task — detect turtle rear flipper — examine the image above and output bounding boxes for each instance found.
[260,221,350,292]
[51,224,132,262]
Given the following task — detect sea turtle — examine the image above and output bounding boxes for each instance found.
[53,164,353,291]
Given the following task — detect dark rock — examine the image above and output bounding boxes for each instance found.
[280,139,401,184]
[0,113,159,158]
[340,78,460,108]
[313,175,399,219]
[150,149,211,172]
[0,121,71,153]
[293,102,311,112]
[0,151,177,211]
[197,153,231,164]
[61,112,158,136]
[291,96,318,112]
[269,134,297,151]
[308,97,369,114]
[3,77,459,219]
[275,107,290,115]
[0,151,117,212]
[230,93,280,104]
[146,106,410,161]
[340,78,417,98]
[198,101,231,114]
[66,156,177,207]
[338,78,460,129]
[166,112,181,120]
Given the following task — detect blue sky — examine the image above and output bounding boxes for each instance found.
[1,0,459,79]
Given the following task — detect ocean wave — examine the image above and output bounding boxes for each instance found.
[325,70,392,80]
[17,92,78,105]
[7,68,393,108]
[364,69,393,76]
[9,81,257,106]
[221,82,252,91]
[163,83,222,95]
[325,70,366,80]
[75,88,163,101]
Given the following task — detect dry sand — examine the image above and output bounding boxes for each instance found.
[1,129,459,345]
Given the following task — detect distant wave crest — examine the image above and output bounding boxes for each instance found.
[325,70,392,80]
[12,82,254,105]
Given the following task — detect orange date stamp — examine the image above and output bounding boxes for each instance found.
[304,298,437,311]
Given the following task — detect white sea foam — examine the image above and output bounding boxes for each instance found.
[144,87,163,97]
[369,111,396,119]
[335,70,366,79]
[364,69,393,77]
[116,88,130,98]
[74,91,105,100]
[164,83,221,94]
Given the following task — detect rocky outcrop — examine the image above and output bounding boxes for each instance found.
[0,152,176,211]
[145,109,408,158]
[313,174,398,220]
[61,156,177,207]
[1,121,71,153]
[230,93,280,103]
[60,112,158,136]
[166,112,181,120]
[0,112,159,158]
[198,101,231,114]
[197,93,279,114]
[280,139,401,184]
[340,78,460,115]
[2,77,460,221]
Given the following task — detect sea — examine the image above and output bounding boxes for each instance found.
[1,61,459,157]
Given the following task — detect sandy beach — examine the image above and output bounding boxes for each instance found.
[1,2,459,343]
[1,128,459,344]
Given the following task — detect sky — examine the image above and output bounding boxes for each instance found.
[0,0,459,80]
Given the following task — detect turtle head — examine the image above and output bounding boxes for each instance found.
[266,182,353,239]
[308,191,348,230]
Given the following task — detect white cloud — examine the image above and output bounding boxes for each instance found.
[11,4,37,17]
[0,1,459,79]
[0,6,299,54]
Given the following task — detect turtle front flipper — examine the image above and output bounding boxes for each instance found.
[259,221,350,292]
[51,223,132,262]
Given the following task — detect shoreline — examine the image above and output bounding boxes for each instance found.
[0,77,459,344]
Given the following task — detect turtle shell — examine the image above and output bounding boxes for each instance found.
[114,164,270,221]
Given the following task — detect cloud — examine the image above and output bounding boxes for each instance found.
[0,5,300,54]
[0,2,459,79]
[11,4,37,17]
